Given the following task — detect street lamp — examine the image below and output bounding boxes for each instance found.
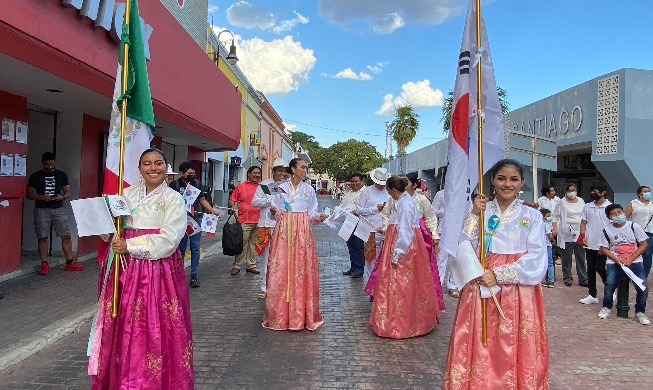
[216,30,238,66]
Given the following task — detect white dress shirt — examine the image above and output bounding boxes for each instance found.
[581,200,612,250]
[339,188,362,211]
[537,195,560,216]
[431,189,445,234]
[251,178,284,228]
[388,192,419,262]
[356,185,390,229]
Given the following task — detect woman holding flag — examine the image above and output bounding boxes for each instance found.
[262,158,328,331]
[89,148,193,389]
[443,159,549,389]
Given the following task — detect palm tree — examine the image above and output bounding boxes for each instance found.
[440,86,510,132]
[390,105,420,156]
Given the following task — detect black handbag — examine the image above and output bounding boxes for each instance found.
[222,213,244,256]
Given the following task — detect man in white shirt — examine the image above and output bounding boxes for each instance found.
[579,184,629,315]
[341,173,366,278]
[538,184,561,264]
[355,167,391,278]
[251,158,288,298]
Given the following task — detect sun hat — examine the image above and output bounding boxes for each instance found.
[271,158,287,168]
[166,164,177,175]
[369,167,390,185]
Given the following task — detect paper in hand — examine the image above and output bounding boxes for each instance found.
[338,213,359,241]
[621,264,646,291]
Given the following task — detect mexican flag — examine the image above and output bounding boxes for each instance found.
[103,0,155,195]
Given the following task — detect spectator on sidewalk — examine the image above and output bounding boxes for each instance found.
[251,158,288,299]
[89,148,192,389]
[262,158,328,331]
[229,166,262,275]
[26,152,83,275]
[625,185,653,277]
[169,162,222,288]
[537,184,561,213]
[597,203,650,325]
[165,164,177,185]
[340,172,365,278]
[579,184,629,316]
[356,167,391,279]
[369,176,438,339]
[553,184,587,287]
[541,208,556,288]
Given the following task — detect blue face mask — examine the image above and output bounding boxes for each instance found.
[546,217,553,223]
[611,214,626,224]
[643,192,652,201]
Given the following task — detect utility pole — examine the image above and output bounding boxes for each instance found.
[384,121,393,159]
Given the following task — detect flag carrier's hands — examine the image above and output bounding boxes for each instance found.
[477,269,497,288]
[111,238,128,254]
[471,193,488,215]
[318,213,328,222]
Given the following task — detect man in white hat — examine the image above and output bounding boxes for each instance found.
[354,167,391,278]
[165,164,177,185]
[251,158,288,298]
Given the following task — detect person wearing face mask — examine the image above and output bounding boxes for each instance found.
[625,186,653,277]
[597,204,650,325]
[540,208,556,287]
[170,162,222,288]
[552,184,588,287]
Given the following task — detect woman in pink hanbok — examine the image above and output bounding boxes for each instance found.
[369,176,439,339]
[443,159,549,390]
[263,158,328,331]
[88,149,193,389]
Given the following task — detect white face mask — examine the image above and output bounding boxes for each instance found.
[567,191,577,199]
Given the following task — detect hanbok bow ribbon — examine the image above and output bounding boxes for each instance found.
[284,201,291,211]
[485,214,501,255]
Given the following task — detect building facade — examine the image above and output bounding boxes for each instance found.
[0,0,241,278]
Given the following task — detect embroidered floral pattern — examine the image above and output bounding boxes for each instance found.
[126,235,152,259]
[518,215,532,229]
[162,298,180,326]
[182,341,193,370]
[463,213,480,238]
[494,263,520,284]
[145,352,163,376]
[154,200,167,212]
[129,297,144,323]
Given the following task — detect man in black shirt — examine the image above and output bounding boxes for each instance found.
[26,152,84,275]
[169,162,222,288]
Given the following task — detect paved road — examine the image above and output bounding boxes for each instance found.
[1,196,652,389]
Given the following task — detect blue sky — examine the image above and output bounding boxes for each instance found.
[209,0,653,155]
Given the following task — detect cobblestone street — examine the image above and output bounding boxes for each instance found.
[1,196,653,389]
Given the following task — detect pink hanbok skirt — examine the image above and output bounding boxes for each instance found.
[263,211,324,331]
[368,225,439,339]
[443,252,549,390]
[418,218,446,311]
[88,229,194,390]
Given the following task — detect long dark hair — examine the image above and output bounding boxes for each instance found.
[489,159,524,179]
[287,158,304,175]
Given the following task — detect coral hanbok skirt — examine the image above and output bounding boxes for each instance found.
[418,218,446,311]
[443,252,549,390]
[368,225,439,339]
[88,229,194,390]
[263,211,324,331]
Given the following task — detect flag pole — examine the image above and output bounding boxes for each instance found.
[112,0,132,318]
[474,0,488,347]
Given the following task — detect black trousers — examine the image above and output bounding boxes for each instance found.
[586,248,630,316]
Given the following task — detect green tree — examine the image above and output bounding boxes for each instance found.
[312,139,386,182]
[440,86,510,132]
[389,105,420,156]
[290,131,321,156]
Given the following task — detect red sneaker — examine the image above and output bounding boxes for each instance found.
[64,261,84,271]
[39,262,49,275]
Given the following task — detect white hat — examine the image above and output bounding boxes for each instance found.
[370,167,390,185]
[271,158,287,168]
[166,164,177,175]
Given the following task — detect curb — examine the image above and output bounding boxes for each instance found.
[0,303,95,372]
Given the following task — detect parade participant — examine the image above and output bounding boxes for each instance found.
[597,204,650,325]
[170,162,222,288]
[625,185,653,277]
[340,172,365,278]
[552,184,587,287]
[229,166,263,275]
[251,158,288,299]
[404,173,444,310]
[262,158,328,331]
[432,188,460,297]
[443,159,549,389]
[89,148,193,389]
[356,167,391,278]
[165,164,177,185]
[368,176,438,339]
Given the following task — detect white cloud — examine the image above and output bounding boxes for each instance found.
[283,122,297,132]
[214,27,315,95]
[272,11,310,34]
[333,68,373,81]
[226,1,275,30]
[375,80,444,116]
[208,5,219,14]
[366,61,389,75]
[372,13,404,34]
[318,0,464,33]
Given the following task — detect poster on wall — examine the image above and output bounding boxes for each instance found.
[13,154,27,176]
[1,118,15,141]
[1,154,14,176]
[15,121,28,144]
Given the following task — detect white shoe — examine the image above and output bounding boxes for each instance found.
[613,291,617,302]
[579,295,600,304]
[598,307,610,319]
[636,312,651,325]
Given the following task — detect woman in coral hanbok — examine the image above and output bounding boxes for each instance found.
[262,158,328,331]
[88,149,193,389]
[443,159,549,390]
[369,176,438,339]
